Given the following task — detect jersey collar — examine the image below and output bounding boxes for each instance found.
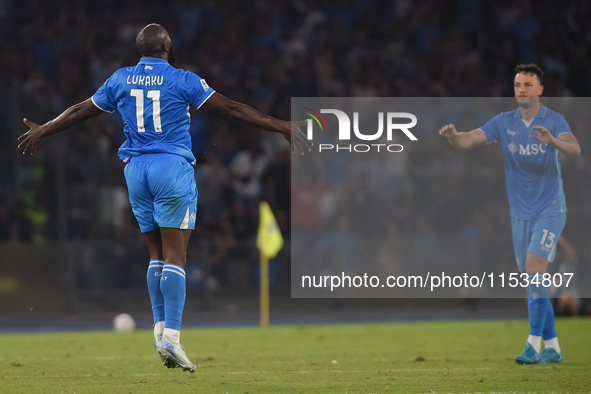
[536,103,548,118]
[514,102,547,119]
[138,57,170,65]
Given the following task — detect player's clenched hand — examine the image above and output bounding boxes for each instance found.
[288,120,313,155]
[18,118,46,155]
[438,124,458,139]
[529,125,554,144]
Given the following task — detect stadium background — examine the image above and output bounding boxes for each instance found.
[0,0,590,328]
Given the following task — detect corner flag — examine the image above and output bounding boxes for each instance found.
[256,201,284,259]
[256,201,283,328]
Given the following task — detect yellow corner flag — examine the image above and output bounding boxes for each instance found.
[256,201,284,259]
[256,201,283,328]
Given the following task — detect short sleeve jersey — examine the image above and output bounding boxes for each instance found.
[479,103,572,220]
[92,57,215,165]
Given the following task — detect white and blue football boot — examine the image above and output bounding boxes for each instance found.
[157,335,196,372]
[155,336,177,369]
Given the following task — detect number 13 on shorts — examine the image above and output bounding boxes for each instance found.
[540,229,556,249]
[511,212,565,271]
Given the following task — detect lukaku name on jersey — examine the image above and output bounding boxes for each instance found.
[126,74,165,86]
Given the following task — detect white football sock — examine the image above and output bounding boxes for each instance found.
[527,335,542,353]
[544,337,561,353]
[163,328,181,344]
[154,321,165,338]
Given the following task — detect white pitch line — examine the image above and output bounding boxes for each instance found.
[0,367,493,379]
[2,365,587,380]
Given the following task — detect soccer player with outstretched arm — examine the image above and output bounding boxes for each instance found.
[439,64,580,364]
[18,24,309,372]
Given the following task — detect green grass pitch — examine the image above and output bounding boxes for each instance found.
[1,318,590,393]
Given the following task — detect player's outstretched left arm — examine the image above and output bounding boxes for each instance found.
[529,126,581,157]
[18,99,105,155]
[200,93,312,154]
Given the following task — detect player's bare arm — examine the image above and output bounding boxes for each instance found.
[200,92,312,154]
[438,124,488,149]
[18,99,104,155]
[529,126,581,157]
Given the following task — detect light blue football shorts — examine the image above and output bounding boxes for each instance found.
[124,153,198,233]
[511,210,566,272]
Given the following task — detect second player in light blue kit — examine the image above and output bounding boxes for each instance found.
[439,64,581,364]
[18,24,309,372]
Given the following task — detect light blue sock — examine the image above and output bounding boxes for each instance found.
[542,298,557,340]
[160,263,186,331]
[527,273,549,336]
[147,260,165,325]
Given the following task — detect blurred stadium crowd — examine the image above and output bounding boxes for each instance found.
[0,0,590,293]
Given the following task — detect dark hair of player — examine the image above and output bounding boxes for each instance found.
[515,63,544,85]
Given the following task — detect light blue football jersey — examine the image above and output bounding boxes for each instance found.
[479,103,572,220]
[92,57,215,165]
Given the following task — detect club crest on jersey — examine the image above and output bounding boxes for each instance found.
[508,141,518,154]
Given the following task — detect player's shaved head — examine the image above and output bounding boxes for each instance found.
[136,24,175,63]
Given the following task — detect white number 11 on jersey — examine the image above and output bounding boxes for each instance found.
[130,89,162,133]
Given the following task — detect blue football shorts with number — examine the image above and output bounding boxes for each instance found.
[511,211,566,273]
[479,103,572,272]
[90,57,215,232]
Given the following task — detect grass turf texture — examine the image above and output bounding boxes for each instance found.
[0,319,590,394]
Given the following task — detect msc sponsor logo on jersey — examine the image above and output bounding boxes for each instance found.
[508,141,548,155]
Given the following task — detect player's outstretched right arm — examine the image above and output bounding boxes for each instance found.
[18,99,104,155]
[438,124,488,149]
